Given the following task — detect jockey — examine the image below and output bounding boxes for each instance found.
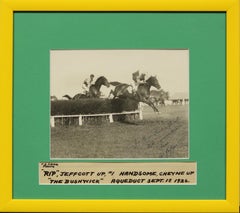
[131,70,140,92]
[131,70,148,93]
[140,71,150,83]
[82,74,94,95]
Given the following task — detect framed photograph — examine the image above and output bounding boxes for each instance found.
[0,0,239,212]
[50,49,189,159]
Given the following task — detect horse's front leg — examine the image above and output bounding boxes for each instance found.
[142,98,159,113]
[149,100,159,112]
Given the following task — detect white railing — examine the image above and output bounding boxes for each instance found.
[50,110,143,127]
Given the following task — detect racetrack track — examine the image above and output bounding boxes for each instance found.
[51,105,189,159]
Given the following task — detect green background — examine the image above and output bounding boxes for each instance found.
[13,12,226,199]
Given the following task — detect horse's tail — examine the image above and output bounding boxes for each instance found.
[110,81,122,86]
[63,94,72,100]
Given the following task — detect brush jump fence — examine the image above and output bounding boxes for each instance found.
[50,98,142,127]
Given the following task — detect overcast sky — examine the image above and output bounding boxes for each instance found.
[50,49,189,99]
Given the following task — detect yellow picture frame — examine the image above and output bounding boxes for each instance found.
[0,0,239,212]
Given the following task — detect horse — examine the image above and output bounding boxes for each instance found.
[135,76,161,112]
[150,89,169,106]
[63,94,88,100]
[108,76,161,112]
[63,76,110,100]
[108,82,133,99]
[89,76,110,98]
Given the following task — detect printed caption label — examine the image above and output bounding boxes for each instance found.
[39,162,197,185]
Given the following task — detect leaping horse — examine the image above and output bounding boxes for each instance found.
[89,76,110,97]
[108,82,133,99]
[108,76,161,112]
[63,76,110,100]
[136,76,161,112]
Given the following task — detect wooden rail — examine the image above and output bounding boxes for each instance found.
[50,110,143,127]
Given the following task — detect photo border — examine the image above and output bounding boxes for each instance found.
[0,0,239,212]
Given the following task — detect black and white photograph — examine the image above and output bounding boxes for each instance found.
[50,49,189,159]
